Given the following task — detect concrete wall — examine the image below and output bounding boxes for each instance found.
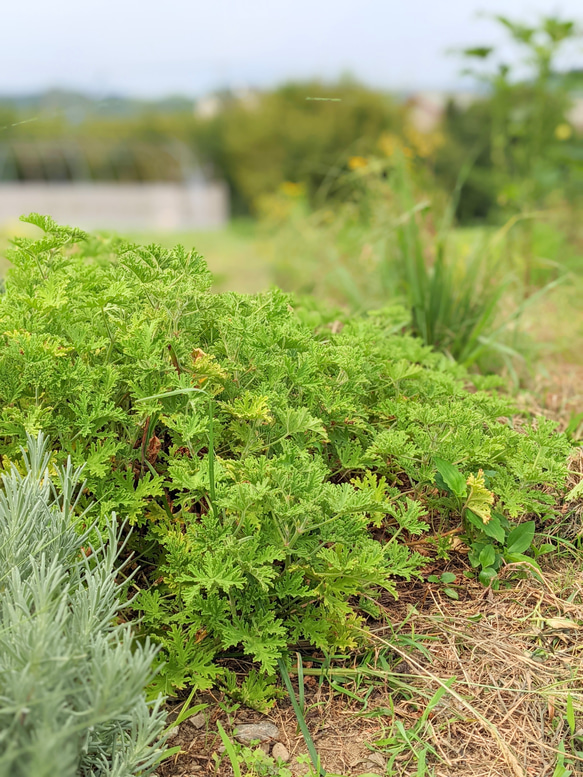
[0,181,229,231]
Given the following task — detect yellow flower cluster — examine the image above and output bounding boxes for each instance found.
[348,156,368,170]
[279,181,305,197]
[378,132,412,159]
[555,123,573,141]
[377,127,444,161]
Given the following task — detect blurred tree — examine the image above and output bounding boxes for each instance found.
[435,15,582,223]
[193,80,403,213]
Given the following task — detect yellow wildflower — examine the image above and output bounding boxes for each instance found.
[555,123,573,141]
[348,156,368,170]
[279,181,304,197]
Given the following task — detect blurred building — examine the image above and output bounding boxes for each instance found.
[0,139,229,230]
[408,89,583,135]
[568,98,583,131]
[406,91,477,133]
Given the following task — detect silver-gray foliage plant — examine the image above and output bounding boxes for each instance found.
[0,433,168,777]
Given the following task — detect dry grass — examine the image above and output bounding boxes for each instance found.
[374,568,583,776]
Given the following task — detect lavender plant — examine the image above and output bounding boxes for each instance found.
[0,434,168,777]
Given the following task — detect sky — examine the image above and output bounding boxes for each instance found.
[2,0,583,98]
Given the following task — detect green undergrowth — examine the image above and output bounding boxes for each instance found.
[0,214,572,695]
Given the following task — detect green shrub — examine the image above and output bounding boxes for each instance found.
[0,215,571,694]
[0,433,168,777]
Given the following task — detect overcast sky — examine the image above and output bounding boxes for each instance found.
[3,0,583,97]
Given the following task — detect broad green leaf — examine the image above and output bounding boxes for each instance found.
[465,509,504,543]
[440,572,457,584]
[506,521,535,554]
[504,552,540,570]
[535,543,555,556]
[478,544,496,569]
[434,458,467,498]
[477,511,505,543]
[479,566,497,586]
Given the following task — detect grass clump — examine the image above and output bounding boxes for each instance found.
[0,433,168,777]
[0,214,572,698]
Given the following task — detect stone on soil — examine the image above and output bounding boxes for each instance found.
[188,712,206,729]
[233,721,279,744]
[271,742,290,762]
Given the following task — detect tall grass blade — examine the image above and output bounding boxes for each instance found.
[278,658,325,776]
[216,721,242,777]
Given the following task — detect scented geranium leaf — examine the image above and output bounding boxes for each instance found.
[272,569,312,600]
[566,479,583,502]
[80,438,125,478]
[167,456,205,492]
[323,481,384,516]
[152,624,220,695]
[277,406,328,439]
[385,360,424,383]
[222,391,272,422]
[0,217,571,695]
[21,212,89,241]
[177,553,247,597]
[366,429,420,465]
[310,543,393,608]
[234,538,285,590]
[221,614,287,672]
[287,606,339,650]
[388,497,429,535]
[337,439,366,469]
[163,408,209,441]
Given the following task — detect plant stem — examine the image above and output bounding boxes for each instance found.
[207,395,217,516]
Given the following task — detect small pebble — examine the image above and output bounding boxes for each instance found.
[366,752,386,768]
[189,712,206,730]
[233,721,279,744]
[271,742,290,762]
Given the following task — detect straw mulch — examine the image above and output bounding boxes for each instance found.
[376,566,583,777]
